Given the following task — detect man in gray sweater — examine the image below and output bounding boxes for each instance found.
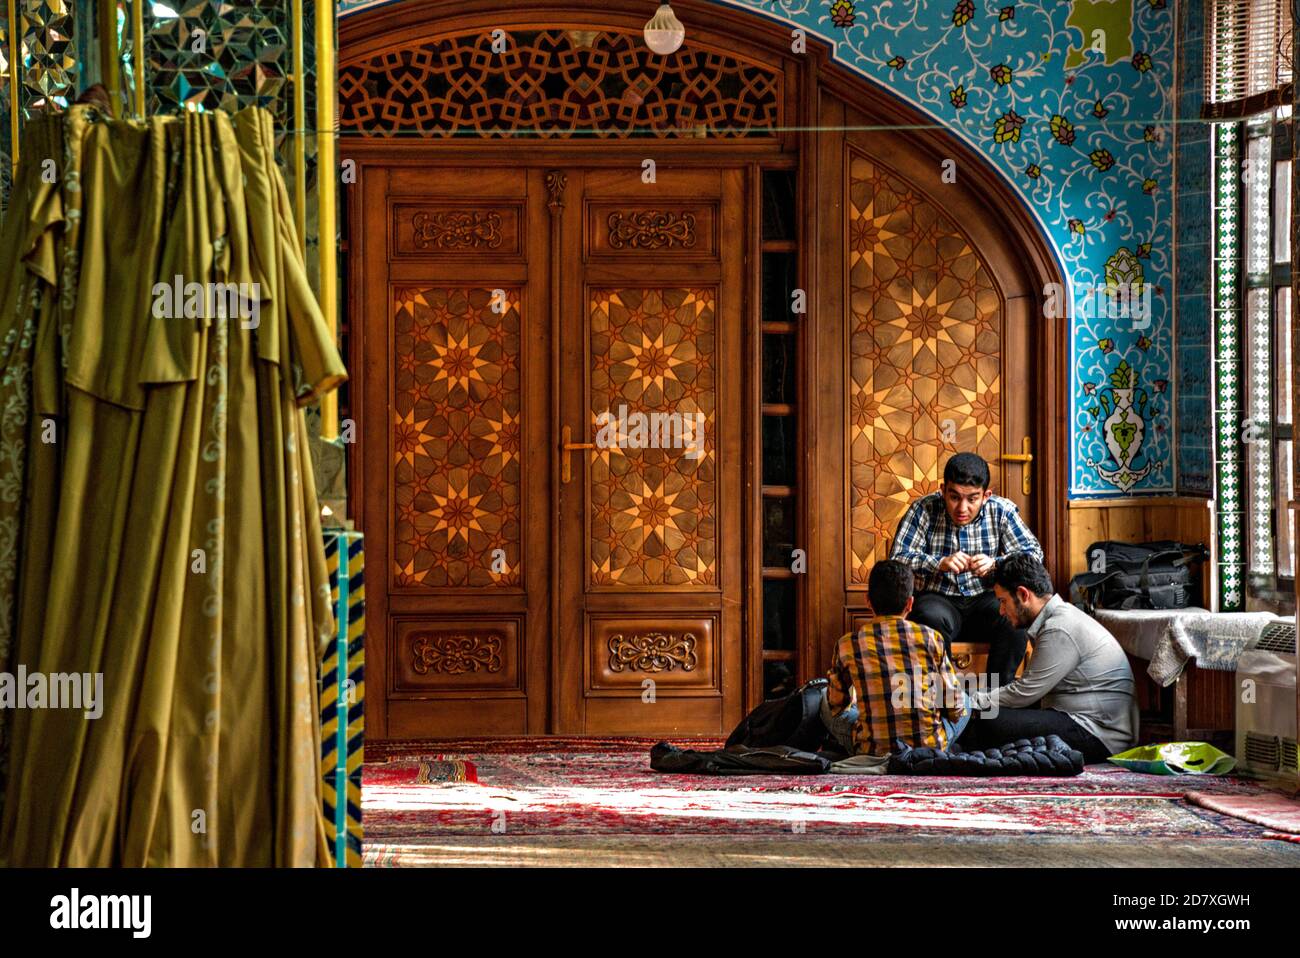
[962,555,1138,763]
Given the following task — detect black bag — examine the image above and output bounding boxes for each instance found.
[1068,539,1205,612]
[649,742,832,775]
[724,678,832,753]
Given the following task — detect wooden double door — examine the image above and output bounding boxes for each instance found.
[359,162,745,736]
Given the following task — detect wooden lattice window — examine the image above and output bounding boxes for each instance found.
[338,28,782,139]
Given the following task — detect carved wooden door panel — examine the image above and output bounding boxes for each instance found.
[841,141,1037,583]
[554,167,745,734]
[361,166,552,737]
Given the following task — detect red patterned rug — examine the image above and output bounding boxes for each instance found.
[363,738,1293,857]
[1187,790,1300,835]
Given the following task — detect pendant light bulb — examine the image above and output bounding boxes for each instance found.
[644,3,685,55]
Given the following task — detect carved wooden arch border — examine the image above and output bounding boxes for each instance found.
[338,0,804,142]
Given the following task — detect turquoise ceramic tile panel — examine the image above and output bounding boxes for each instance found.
[1174,0,1212,496]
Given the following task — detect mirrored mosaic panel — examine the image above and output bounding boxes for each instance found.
[0,12,12,212]
[143,2,289,153]
[18,0,77,117]
[1,1,79,214]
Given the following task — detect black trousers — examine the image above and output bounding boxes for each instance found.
[959,705,1112,764]
[910,590,1028,687]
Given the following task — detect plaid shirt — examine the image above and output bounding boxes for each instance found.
[889,492,1042,597]
[826,616,966,756]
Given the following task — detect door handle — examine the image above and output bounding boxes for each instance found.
[1000,436,1033,496]
[561,425,595,484]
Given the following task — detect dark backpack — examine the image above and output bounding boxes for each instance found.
[1068,540,1205,612]
[725,678,832,752]
[649,742,832,775]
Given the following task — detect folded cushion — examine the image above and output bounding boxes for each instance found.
[888,735,1085,776]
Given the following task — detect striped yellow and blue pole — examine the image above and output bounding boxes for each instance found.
[323,529,364,867]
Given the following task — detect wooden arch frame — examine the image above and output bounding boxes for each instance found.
[339,0,1070,725]
[811,61,1069,673]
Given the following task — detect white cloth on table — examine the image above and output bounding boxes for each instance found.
[1093,607,1282,687]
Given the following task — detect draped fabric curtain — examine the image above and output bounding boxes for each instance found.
[0,105,346,866]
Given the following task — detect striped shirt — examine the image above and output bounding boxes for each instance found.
[825,615,966,756]
[889,492,1043,597]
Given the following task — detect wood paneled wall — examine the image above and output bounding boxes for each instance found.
[1066,497,1213,607]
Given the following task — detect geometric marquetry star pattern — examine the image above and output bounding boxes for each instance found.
[590,287,717,587]
[392,287,522,588]
[848,152,1003,585]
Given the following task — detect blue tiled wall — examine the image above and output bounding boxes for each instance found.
[1173,0,1214,496]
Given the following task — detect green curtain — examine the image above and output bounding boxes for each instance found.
[0,105,346,866]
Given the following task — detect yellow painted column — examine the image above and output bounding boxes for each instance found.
[98,0,121,116]
[291,0,306,248]
[132,0,145,116]
[315,0,339,441]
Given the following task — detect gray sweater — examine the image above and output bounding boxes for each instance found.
[975,594,1138,755]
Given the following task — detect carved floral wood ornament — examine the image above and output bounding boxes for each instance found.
[607,631,699,672]
[607,210,698,250]
[411,210,505,250]
[410,632,505,674]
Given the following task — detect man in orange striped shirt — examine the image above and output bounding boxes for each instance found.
[822,560,970,756]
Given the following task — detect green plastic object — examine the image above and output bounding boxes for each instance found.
[1107,742,1237,775]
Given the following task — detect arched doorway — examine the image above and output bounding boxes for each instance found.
[338,0,1067,739]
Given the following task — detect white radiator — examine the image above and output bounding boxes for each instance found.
[1234,620,1298,782]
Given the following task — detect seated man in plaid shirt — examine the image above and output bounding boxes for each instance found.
[888,452,1043,685]
[821,560,969,756]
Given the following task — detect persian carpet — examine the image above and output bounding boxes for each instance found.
[1187,790,1300,835]
[362,738,1296,865]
